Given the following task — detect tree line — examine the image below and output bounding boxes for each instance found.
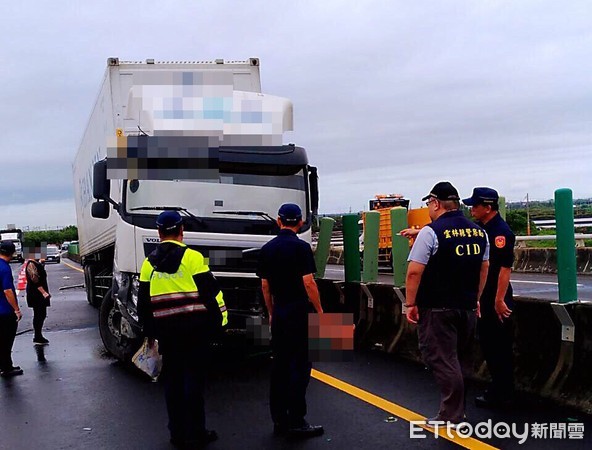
[23,225,78,245]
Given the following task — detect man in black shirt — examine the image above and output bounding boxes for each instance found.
[257,203,324,439]
[463,187,516,408]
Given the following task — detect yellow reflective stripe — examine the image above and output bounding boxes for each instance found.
[153,304,207,318]
[151,291,199,303]
[215,291,228,326]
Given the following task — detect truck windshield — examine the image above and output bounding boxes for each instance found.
[123,169,308,235]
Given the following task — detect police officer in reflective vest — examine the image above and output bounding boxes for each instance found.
[138,211,227,449]
[463,187,516,408]
[405,182,489,426]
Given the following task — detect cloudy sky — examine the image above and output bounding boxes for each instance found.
[1,1,590,229]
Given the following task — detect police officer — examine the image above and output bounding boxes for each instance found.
[257,203,324,439]
[463,187,516,408]
[0,241,23,377]
[405,182,489,426]
[137,211,227,449]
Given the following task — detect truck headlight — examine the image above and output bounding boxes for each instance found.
[130,275,139,307]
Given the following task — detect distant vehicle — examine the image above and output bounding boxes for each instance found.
[45,245,61,264]
[61,241,71,251]
[0,229,24,262]
[362,194,430,265]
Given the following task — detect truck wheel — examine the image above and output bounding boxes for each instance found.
[99,289,141,362]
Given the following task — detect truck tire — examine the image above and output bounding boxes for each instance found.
[99,289,141,362]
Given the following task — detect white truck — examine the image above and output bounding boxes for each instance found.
[0,229,23,262]
[73,58,318,360]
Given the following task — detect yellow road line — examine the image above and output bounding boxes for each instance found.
[62,261,84,273]
[311,369,498,450]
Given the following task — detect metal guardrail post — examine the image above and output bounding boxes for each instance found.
[362,211,380,283]
[555,188,578,303]
[342,214,361,282]
[542,189,578,396]
[543,304,575,395]
[386,287,408,353]
[390,207,408,288]
[358,283,374,347]
[315,217,335,278]
[333,281,345,305]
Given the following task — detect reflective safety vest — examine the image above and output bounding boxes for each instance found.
[139,242,228,326]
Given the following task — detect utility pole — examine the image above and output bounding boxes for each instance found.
[526,193,531,236]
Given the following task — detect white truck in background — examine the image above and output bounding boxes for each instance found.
[73,57,318,360]
[0,229,24,262]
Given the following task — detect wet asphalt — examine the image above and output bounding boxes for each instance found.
[1,260,591,449]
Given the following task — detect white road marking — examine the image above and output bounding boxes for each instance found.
[511,280,583,287]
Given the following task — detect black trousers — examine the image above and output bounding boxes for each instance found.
[478,310,515,399]
[270,302,311,427]
[161,344,209,442]
[417,308,477,423]
[32,305,47,339]
[0,313,18,371]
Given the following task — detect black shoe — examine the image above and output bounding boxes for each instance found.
[475,394,514,409]
[33,337,49,345]
[1,367,24,377]
[183,430,218,448]
[287,422,324,439]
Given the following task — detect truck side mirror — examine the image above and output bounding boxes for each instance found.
[308,166,319,217]
[91,201,110,219]
[93,160,110,200]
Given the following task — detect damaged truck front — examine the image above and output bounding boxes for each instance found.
[73,57,318,360]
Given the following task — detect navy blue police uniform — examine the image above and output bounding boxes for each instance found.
[464,188,516,405]
[257,208,317,432]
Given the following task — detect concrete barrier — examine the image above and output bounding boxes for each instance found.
[67,252,81,264]
[316,278,592,414]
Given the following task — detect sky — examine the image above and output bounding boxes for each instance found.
[0,0,590,229]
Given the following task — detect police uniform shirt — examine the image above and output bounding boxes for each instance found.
[257,229,316,306]
[409,211,490,309]
[478,213,515,306]
[0,259,16,316]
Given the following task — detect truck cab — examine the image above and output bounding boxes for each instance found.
[73,58,318,360]
[0,229,24,263]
